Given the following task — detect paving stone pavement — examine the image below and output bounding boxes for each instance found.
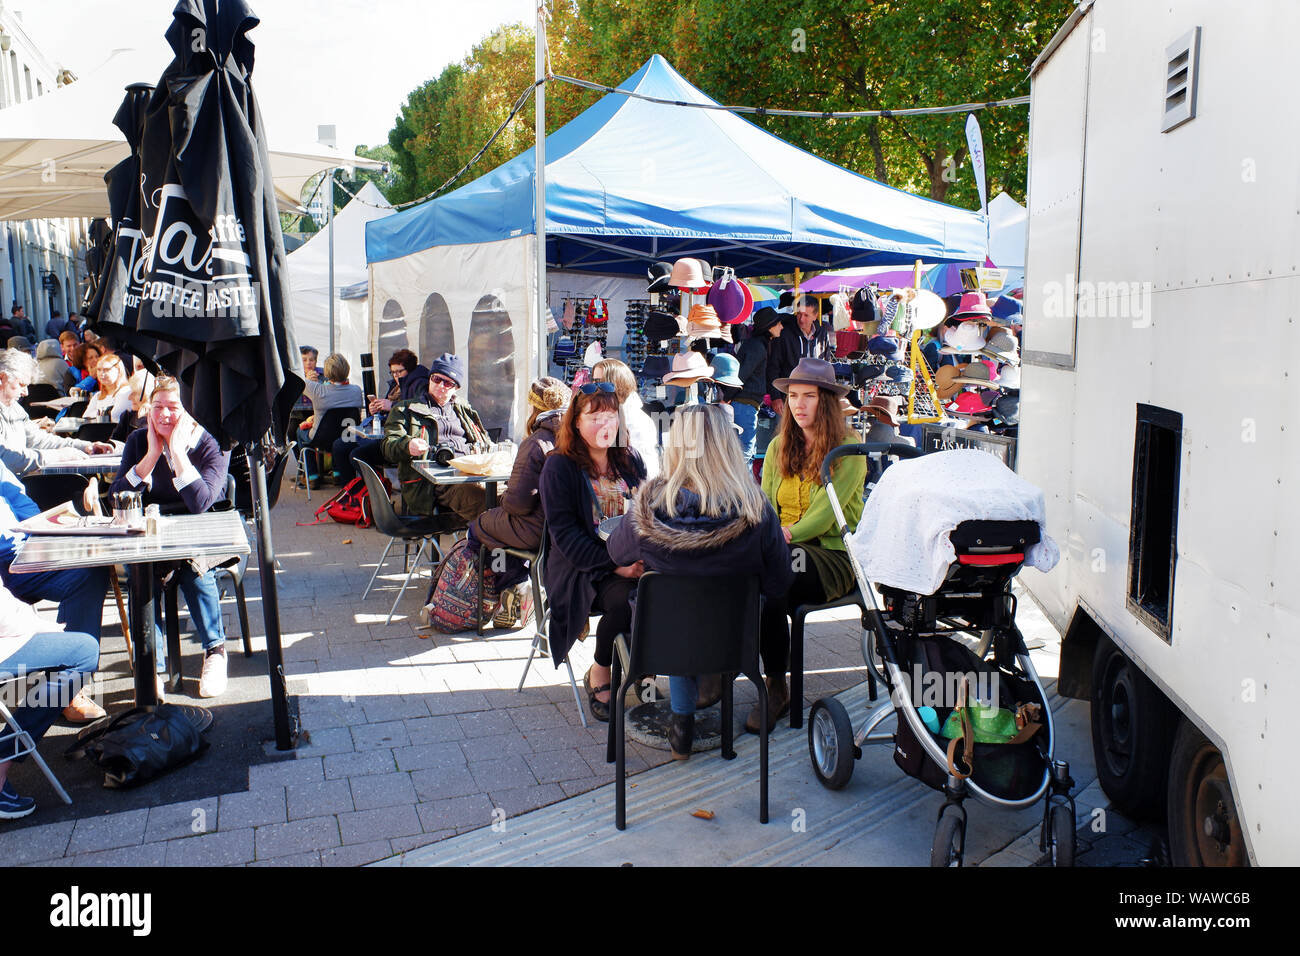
[3,478,1161,866]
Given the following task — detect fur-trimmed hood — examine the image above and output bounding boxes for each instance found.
[628,477,757,553]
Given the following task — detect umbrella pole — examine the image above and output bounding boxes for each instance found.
[248,441,295,750]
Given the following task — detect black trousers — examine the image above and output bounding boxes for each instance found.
[759,567,829,678]
[332,436,385,484]
[591,574,636,669]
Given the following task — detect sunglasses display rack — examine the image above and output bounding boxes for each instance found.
[553,294,610,386]
[622,299,652,372]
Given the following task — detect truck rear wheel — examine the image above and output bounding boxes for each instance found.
[1090,638,1176,820]
[1167,720,1247,867]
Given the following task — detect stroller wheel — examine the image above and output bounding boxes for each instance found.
[808,698,856,790]
[1047,803,1076,867]
[930,805,966,867]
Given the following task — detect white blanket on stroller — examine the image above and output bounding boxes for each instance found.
[849,449,1060,595]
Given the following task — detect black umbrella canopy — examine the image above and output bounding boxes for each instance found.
[133,0,303,446]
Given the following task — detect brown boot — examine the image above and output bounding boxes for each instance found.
[744,675,790,735]
[695,673,723,709]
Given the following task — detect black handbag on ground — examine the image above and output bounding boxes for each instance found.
[69,704,211,789]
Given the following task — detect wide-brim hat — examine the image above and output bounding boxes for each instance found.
[949,391,994,417]
[980,329,1021,364]
[863,395,903,427]
[909,289,948,331]
[751,306,782,335]
[663,351,714,386]
[950,290,992,322]
[772,357,850,397]
[933,364,964,400]
[686,303,722,333]
[994,392,1020,425]
[644,310,683,341]
[709,352,743,387]
[647,260,673,293]
[669,257,712,294]
[951,360,997,387]
[939,322,988,354]
[992,365,1021,390]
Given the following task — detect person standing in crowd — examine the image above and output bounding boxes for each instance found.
[467,377,569,628]
[43,310,76,340]
[607,404,792,758]
[333,349,429,486]
[591,358,660,479]
[0,351,113,478]
[539,383,647,722]
[381,352,489,522]
[734,308,782,463]
[768,296,832,416]
[8,306,35,343]
[0,585,99,818]
[0,458,110,723]
[109,376,232,698]
[751,357,865,733]
[33,340,74,394]
[296,352,364,482]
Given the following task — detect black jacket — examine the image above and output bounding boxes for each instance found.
[539,449,646,665]
[386,364,430,403]
[607,481,793,603]
[769,316,833,390]
[735,335,769,404]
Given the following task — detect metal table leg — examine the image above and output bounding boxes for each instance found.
[129,562,158,706]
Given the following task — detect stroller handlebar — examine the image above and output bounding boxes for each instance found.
[821,442,923,485]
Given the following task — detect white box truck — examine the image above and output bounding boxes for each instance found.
[1019,0,1299,865]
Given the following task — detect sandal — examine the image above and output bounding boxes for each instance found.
[583,667,611,723]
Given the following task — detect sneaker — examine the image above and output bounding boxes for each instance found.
[516,583,535,628]
[198,646,228,698]
[0,783,35,820]
[62,689,106,723]
[492,586,521,629]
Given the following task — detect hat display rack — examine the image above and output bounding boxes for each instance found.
[933,288,1022,433]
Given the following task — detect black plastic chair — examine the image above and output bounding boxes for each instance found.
[20,383,61,414]
[74,421,119,443]
[606,572,769,830]
[356,460,462,624]
[21,473,89,511]
[295,406,362,501]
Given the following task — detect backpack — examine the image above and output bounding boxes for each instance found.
[312,473,390,529]
[422,538,498,634]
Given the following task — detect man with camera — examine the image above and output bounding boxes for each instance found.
[380,352,490,521]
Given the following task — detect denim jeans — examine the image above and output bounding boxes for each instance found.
[1,563,109,643]
[668,676,698,716]
[0,631,99,758]
[132,565,226,672]
[731,401,759,463]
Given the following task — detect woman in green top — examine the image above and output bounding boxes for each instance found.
[751,357,866,733]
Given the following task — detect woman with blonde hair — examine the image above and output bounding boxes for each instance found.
[82,352,133,423]
[463,376,570,628]
[607,404,792,758]
[591,358,659,479]
[751,357,866,733]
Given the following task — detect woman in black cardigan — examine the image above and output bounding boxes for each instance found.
[538,384,646,722]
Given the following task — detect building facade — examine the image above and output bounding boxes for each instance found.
[0,3,90,336]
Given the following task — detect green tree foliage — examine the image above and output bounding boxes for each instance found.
[386,0,1072,208]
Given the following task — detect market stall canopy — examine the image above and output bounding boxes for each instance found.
[0,47,383,220]
[366,55,988,276]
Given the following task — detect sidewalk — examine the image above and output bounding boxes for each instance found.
[0,485,1160,866]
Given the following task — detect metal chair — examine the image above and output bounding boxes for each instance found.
[356,460,462,624]
[295,406,362,501]
[0,670,73,806]
[607,572,768,830]
[788,589,878,729]
[505,524,587,727]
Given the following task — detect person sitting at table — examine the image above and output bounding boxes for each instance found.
[333,349,430,487]
[109,375,232,699]
[82,353,134,424]
[606,404,793,758]
[0,583,99,818]
[58,331,80,364]
[296,351,364,482]
[539,383,648,722]
[591,358,660,479]
[751,357,866,734]
[0,350,113,478]
[68,342,102,394]
[380,352,489,523]
[34,339,74,395]
[0,458,111,722]
[467,376,568,628]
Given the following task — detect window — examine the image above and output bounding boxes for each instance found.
[1127,404,1182,641]
[1162,27,1201,133]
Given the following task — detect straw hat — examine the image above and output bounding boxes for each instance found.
[662,351,715,386]
[933,365,964,401]
[951,360,998,387]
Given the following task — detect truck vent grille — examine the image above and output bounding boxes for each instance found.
[1162,27,1201,133]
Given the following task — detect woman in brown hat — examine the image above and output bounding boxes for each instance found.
[467,377,569,627]
[751,358,866,732]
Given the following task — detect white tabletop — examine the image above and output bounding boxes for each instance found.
[410,459,511,486]
[28,454,122,477]
[9,510,249,573]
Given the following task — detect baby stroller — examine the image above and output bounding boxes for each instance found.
[806,443,1076,866]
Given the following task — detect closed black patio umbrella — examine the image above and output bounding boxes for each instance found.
[116,0,305,747]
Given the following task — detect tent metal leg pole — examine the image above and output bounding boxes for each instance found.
[250,443,294,750]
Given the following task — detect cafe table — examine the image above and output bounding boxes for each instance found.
[8,511,250,706]
[411,458,513,633]
[27,454,122,477]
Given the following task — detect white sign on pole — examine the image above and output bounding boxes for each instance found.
[965,112,989,258]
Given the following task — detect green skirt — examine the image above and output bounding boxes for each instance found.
[796,542,856,602]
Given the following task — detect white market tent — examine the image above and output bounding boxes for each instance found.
[987,191,1028,271]
[287,181,394,376]
[365,54,989,437]
[0,48,382,220]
